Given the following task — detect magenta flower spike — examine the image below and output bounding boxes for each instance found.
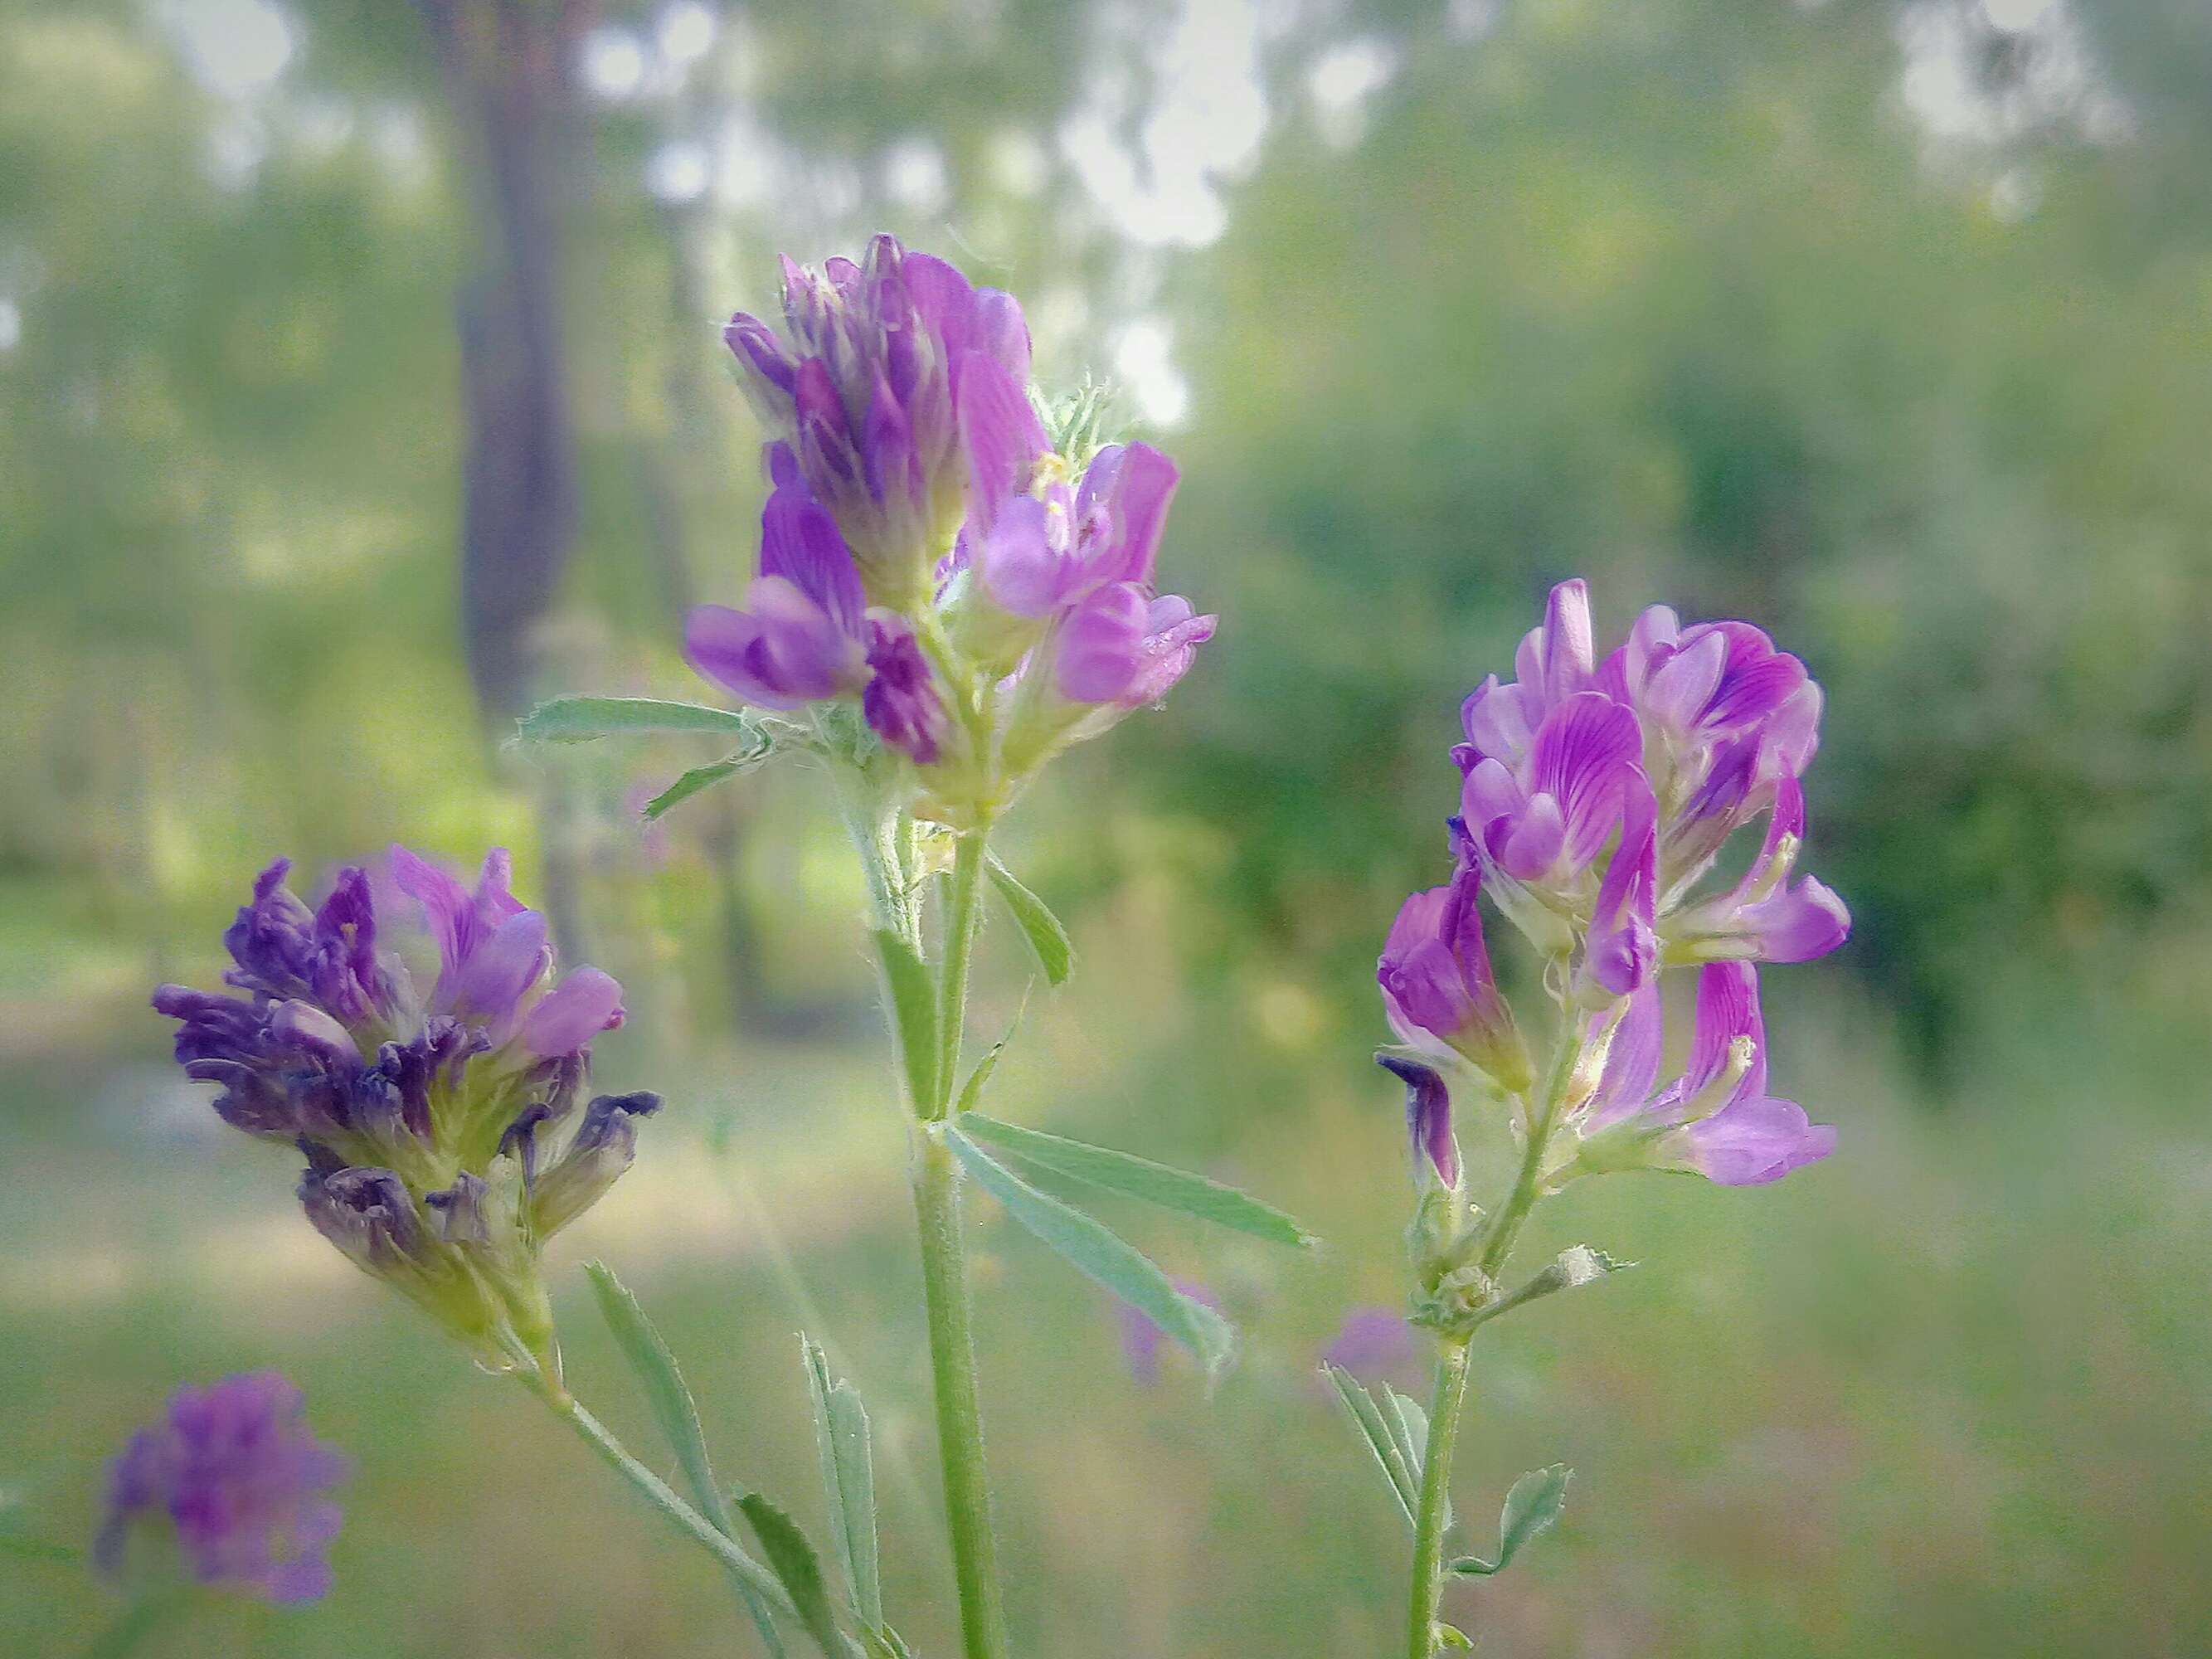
[690,236,1218,819]
[94,1373,348,1605]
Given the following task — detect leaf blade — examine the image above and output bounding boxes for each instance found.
[643,758,743,820]
[737,1492,845,1657]
[584,1261,728,1530]
[946,1128,1233,1377]
[984,854,1074,985]
[800,1335,882,1631]
[954,1112,1316,1249]
[1449,1464,1572,1577]
[515,695,758,744]
[871,928,939,1116]
[583,1262,790,1653]
[1323,1363,1418,1528]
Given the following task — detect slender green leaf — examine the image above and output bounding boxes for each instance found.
[800,1335,882,1630]
[644,758,742,820]
[514,695,756,745]
[951,993,1028,1117]
[1323,1363,1419,1527]
[870,929,938,1114]
[859,1629,916,1659]
[946,1128,1233,1376]
[1378,1385,1448,1531]
[984,854,1074,985]
[584,1262,729,1530]
[954,1112,1317,1249]
[737,1492,845,1657]
[1449,1464,1572,1577]
[585,1263,790,1655]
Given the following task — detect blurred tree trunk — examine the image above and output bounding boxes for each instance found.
[416,0,592,955]
[415,0,587,722]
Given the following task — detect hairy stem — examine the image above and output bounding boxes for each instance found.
[1405,1336,1475,1659]
[845,801,1009,1658]
[912,1126,1011,1659]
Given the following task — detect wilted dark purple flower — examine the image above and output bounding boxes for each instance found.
[1378,1054,1458,1190]
[860,614,950,764]
[722,235,1030,605]
[1574,963,1834,1185]
[94,1372,347,1605]
[153,851,654,1371]
[1118,1278,1221,1387]
[1377,862,1531,1092]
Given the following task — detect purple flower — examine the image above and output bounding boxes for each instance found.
[860,614,950,765]
[1377,862,1531,1092]
[1665,778,1851,965]
[1378,1054,1458,1190]
[1574,782,1658,1002]
[1459,690,1645,888]
[722,236,1031,602]
[687,450,952,765]
[153,852,652,1370]
[1320,1306,1422,1392]
[1450,578,1845,980]
[1576,963,1835,1186]
[1118,1278,1221,1387]
[968,423,1180,620]
[94,1373,348,1604]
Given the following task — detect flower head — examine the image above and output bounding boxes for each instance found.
[1451,579,1845,974]
[153,850,651,1374]
[94,1372,348,1604]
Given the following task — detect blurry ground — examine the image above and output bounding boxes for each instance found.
[4,918,2208,1659]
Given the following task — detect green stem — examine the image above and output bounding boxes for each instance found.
[1406,1009,1589,1655]
[912,1126,1012,1659]
[843,800,1009,1658]
[1405,1336,1475,1659]
[933,830,988,1117]
[520,1372,796,1620]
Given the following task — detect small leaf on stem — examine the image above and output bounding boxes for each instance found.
[984,854,1074,985]
[1448,1464,1572,1577]
[514,695,761,744]
[946,1128,1234,1377]
[737,1492,845,1657]
[871,929,939,1117]
[955,1112,1317,1249]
